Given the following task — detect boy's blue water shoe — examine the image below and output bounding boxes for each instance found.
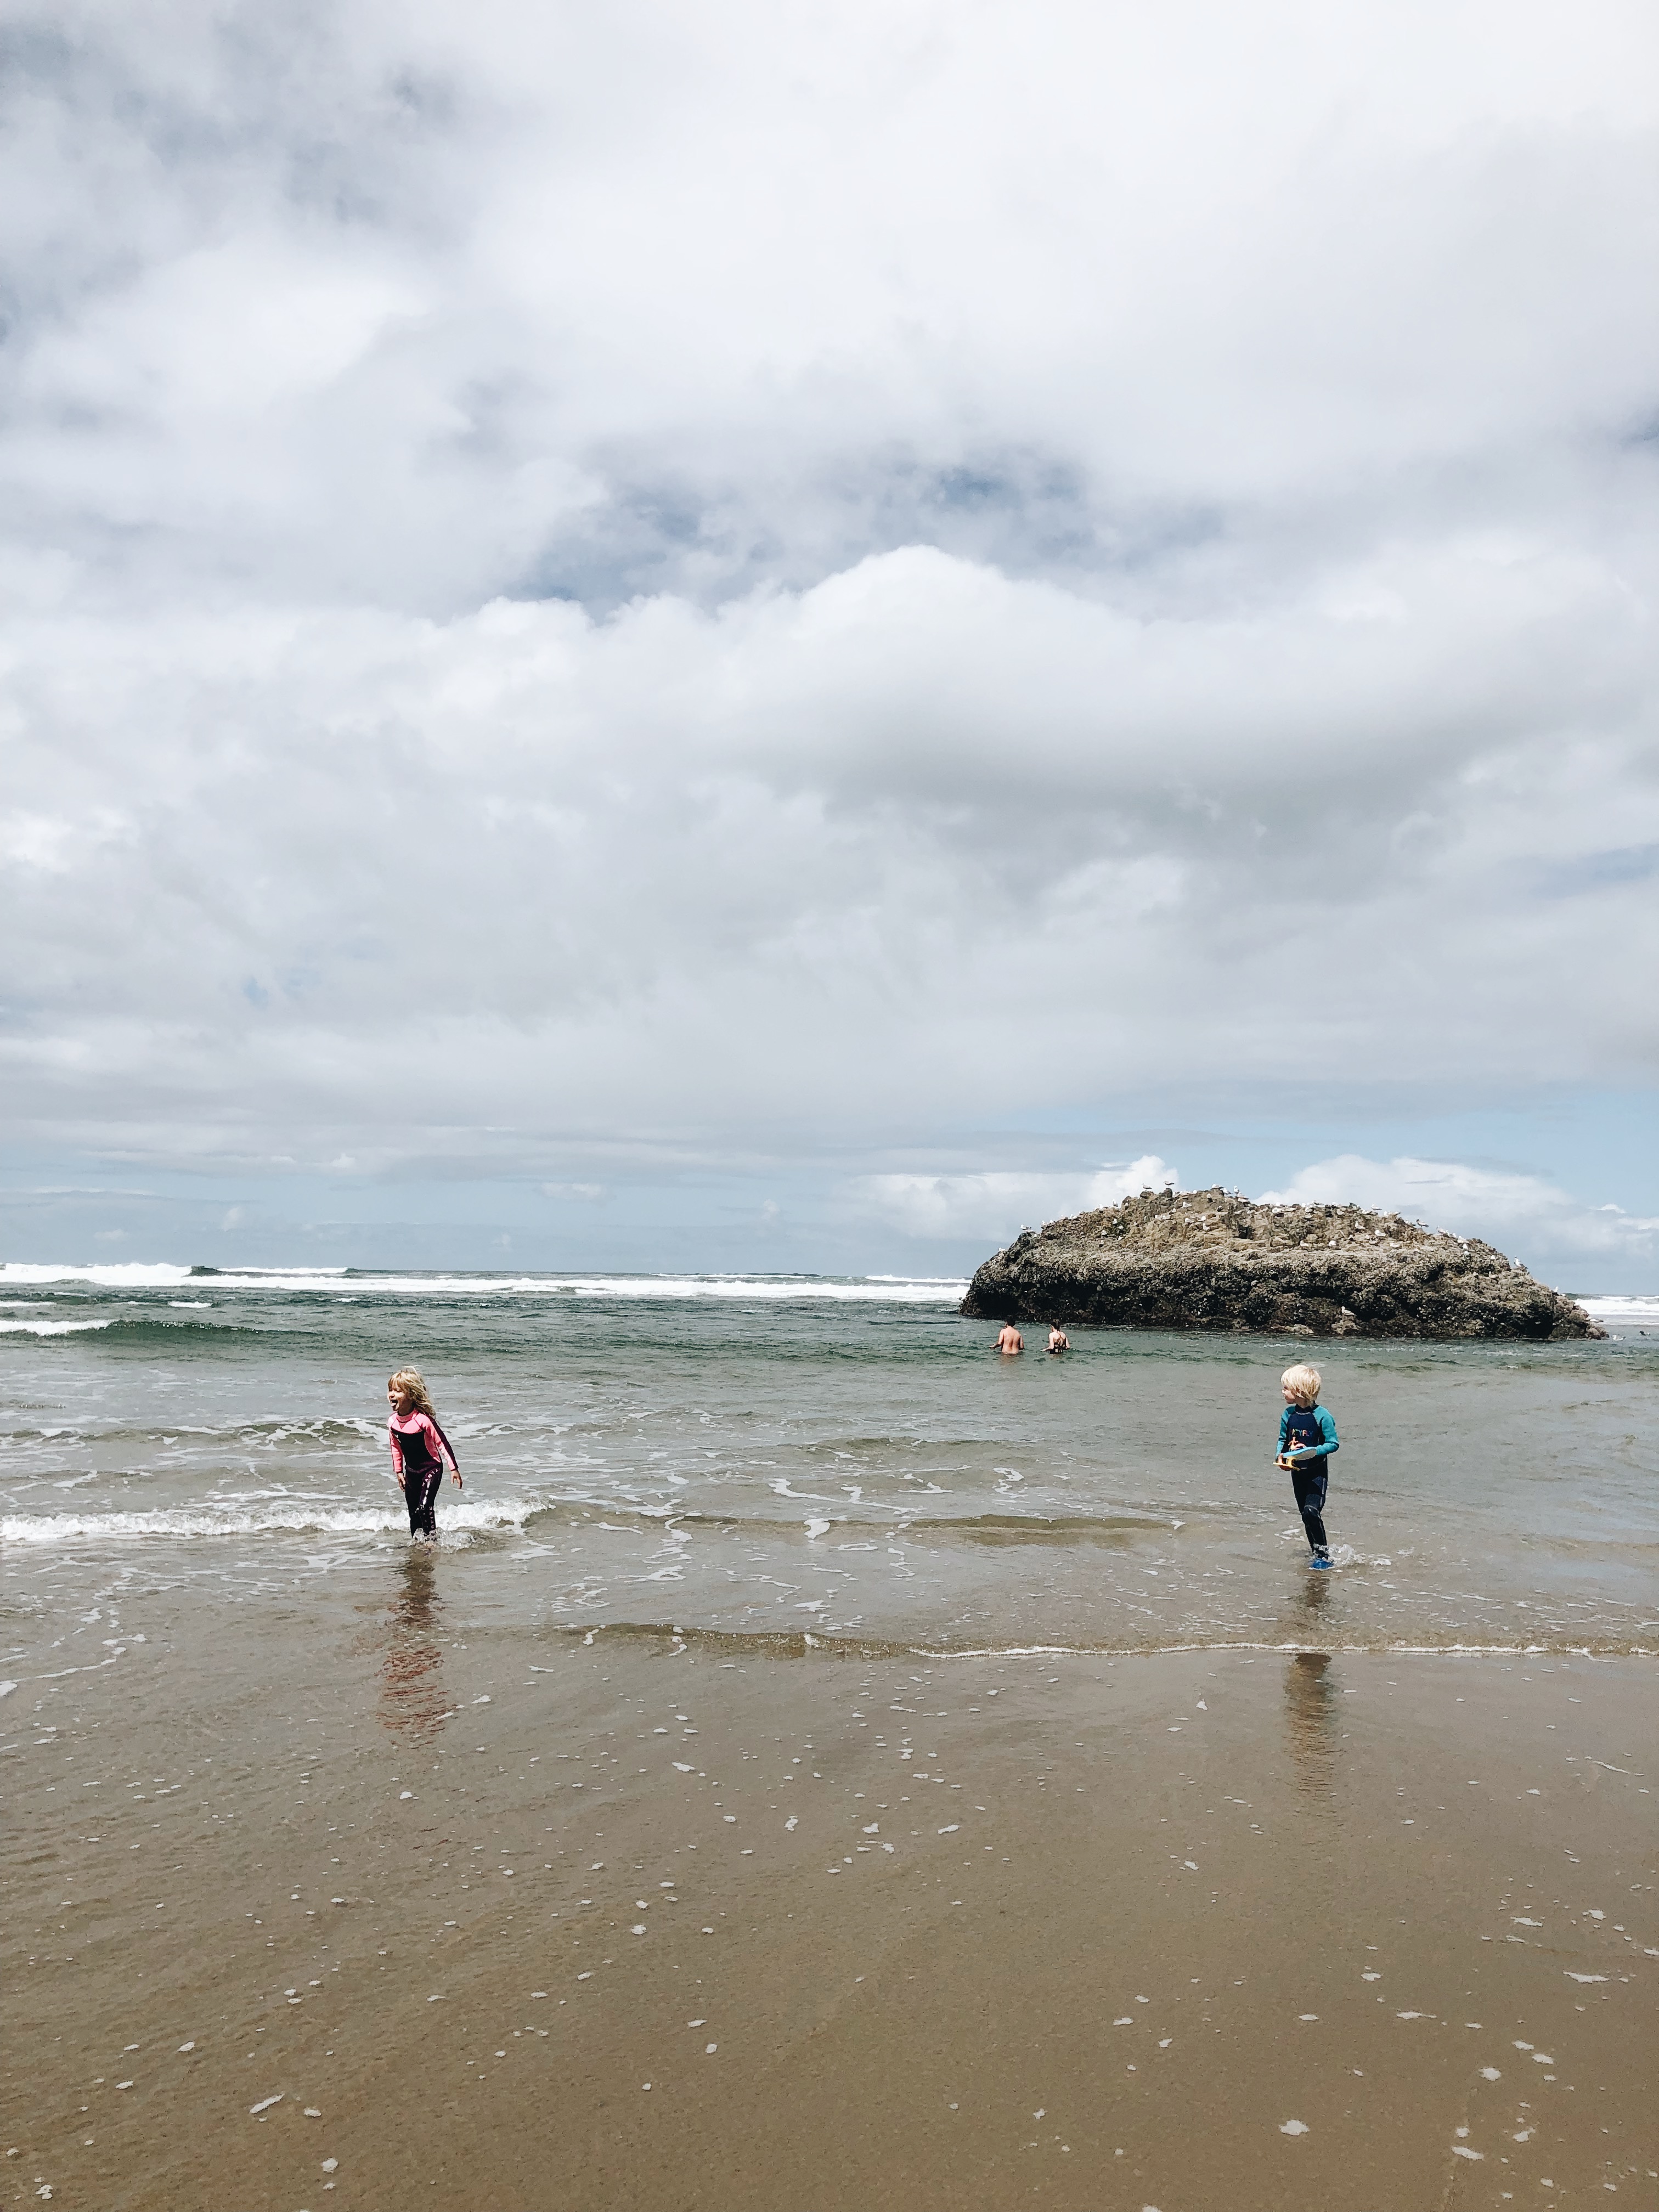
[1309,1555,1333,1570]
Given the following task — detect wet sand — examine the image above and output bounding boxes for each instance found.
[5,1565,1656,2210]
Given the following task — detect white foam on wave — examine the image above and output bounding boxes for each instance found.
[1579,1295,1659,1325]
[0,1317,115,1335]
[0,1263,341,1288]
[3,1262,1643,1314]
[1,1495,541,1545]
[0,1263,966,1303]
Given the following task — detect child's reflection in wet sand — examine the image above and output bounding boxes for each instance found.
[1283,1643,1339,1807]
[378,1548,450,1742]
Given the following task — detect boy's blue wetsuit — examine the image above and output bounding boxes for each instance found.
[1279,1403,1339,1560]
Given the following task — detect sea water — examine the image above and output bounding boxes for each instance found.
[3,1265,1656,1661]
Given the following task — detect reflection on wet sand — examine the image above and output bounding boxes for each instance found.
[377,1550,450,1741]
[1283,1645,1338,1807]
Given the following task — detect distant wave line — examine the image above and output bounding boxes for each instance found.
[0,1263,968,1303]
[5,1264,1647,1313]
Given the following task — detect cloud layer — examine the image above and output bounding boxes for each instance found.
[1260,1155,1659,1273]
[8,0,1657,611]
[1,0,1655,1271]
[5,546,1653,1174]
[859,1157,1177,1244]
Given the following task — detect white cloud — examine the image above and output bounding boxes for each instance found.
[2,543,1653,1180]
[0,809,131,874]
[0,0,1654,1240]
[5,1,1658,610]
[1260,1155,1659,1269]
[859,1158,1177,1243]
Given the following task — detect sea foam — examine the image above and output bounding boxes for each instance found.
[0,1317,115,1335]
[0,1495,541,1544]
[1578,1295,1659,1326]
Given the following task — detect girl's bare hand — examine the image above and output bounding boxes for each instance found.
[452,1472,464,1488]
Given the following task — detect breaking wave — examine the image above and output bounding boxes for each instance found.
[1,1495,541,1545]
[1579,1296,1659,1327]
[0,1317,115,1336]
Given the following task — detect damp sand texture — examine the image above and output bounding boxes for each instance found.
[4,1617,1655,2212]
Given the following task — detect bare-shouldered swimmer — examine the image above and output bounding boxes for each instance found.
[1047,1324,1070,1354]
[994,1323,1024,1356]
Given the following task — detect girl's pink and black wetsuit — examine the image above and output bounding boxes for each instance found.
[389,1412,459,1537]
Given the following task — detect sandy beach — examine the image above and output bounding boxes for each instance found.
[7,1563,1655,2210]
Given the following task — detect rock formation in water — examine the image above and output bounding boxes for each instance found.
[960,1184,1604,1340]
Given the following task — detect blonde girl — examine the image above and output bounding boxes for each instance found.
[386,1367,462,1541]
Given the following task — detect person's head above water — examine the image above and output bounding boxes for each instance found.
[1280,1363,1322,1407]
[387,1366,436,1418]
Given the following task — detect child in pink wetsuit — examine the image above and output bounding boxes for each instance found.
[386,1366,462,1540]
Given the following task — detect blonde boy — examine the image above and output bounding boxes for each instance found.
[1276,1362,1339,1568]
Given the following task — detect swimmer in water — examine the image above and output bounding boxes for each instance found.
[387,1367,462,1541]
[1047,1324,1070,1353]
[994,1323,1024,1355]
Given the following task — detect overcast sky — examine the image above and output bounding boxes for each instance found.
[3,0,1656,1283]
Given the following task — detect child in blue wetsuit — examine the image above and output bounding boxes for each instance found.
[1276,1362,1339,1567]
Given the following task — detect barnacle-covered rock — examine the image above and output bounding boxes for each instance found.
[960,1185,1603,1340]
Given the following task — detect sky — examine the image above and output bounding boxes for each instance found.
[2,0,1657,1286]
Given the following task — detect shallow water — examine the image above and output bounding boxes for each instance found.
[3,1265,1656,1660]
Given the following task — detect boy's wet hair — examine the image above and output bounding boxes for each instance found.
[1280,1362,1322,1403]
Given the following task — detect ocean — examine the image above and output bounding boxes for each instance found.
[4,1263,1655,1663]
